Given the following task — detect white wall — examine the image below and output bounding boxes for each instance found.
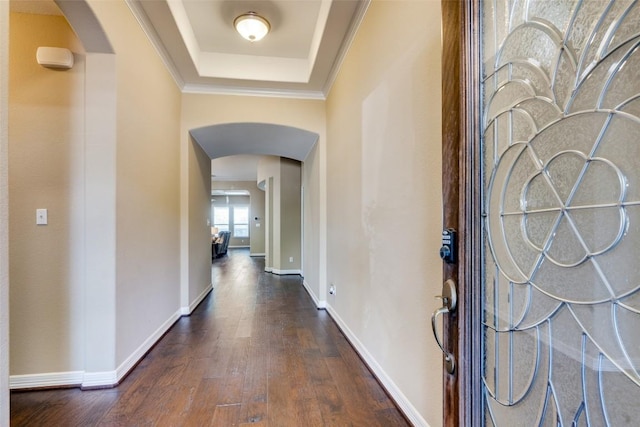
[325,1,443,425]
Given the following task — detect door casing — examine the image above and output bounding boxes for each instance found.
[441,1,483,425]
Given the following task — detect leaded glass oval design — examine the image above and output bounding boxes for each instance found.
[482,1,640,425]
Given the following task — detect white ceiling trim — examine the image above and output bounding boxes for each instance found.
[165,0,201,74]
[199,52,310,83]
[166,0,329,84]
[308,0,332,73]
[126,0,370,99]
[125,0,185,89]
[181,83,326,100]
[321,0,370,96]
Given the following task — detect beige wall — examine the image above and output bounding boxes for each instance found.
[302,143,323,304]
[257,156,302,273]
[187,138,212,305]
[8,0,182,385]
[4,2,443,424]
[87,0,183,365]
[9,12,86,375]
[325,1,443,425]
[211,181,266,255]
[181,94,326,306]
[268,177,274,270]
[83,52,117,376]
[280,158,302,272]
[1,1,9,422]
[257,155,280,270]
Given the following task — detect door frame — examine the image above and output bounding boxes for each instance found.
[441,0,483,425]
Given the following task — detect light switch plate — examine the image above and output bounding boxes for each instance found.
[36,208,48,225]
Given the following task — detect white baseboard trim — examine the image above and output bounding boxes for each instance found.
[265,267,273,273]
[10,371,84,390]
[271,268,301,275]
[302,279,326,309]
[181,283,213,316]
[10,309,183,390]
[325,304,429,427]
[228,245,249,249]
[250,252,265,257]
[112,309,182,386]
[82,370,117,389]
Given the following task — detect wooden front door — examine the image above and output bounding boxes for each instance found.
[441,0,640,425]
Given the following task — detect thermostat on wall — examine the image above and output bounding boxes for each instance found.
[36,47,74,70]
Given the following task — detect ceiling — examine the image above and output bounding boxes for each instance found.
[11,0,367,98]
[211,155,263,182]
[11,0,367,182]
[191,122,318,161]
[10,0,61,15]
[128,0,368,99]
[196,122,317,183]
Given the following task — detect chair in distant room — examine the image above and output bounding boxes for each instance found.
[212,230,231,259]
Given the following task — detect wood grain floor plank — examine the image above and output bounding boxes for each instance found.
[177,378,219,427]
[239,346,268,424]
[325,356,393,426]
[211,404,241,427]
[216,376,244,405]
[151,384,198,427]
[238,421,267,427]
[239,401,267,425]
[294,397,325,427]
[266,375,299,426]
[10,249,410,427]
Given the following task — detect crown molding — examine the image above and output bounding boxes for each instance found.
[182,83,326,100]
[125,0,371,100]
[125,0,185,91]
[322,0,370,97]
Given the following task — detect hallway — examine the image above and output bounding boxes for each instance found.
[10,249,410,426]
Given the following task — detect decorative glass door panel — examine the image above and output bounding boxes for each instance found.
[481,0,640,425]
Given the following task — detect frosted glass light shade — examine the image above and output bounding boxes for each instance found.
[234,12,270,42]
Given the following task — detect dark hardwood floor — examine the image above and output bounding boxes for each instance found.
[11,248,410,426]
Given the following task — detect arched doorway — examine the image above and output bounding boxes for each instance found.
[190,122,318,286]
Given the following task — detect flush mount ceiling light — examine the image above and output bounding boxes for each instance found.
[234,12,270,42]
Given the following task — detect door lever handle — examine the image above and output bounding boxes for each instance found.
[431,279,457,374]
